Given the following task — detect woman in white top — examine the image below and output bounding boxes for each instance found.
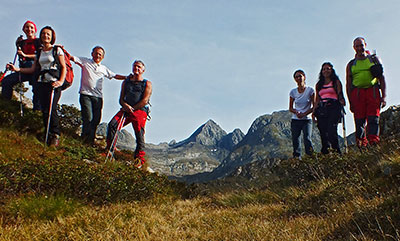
[7,26,66,146]
[289,69,315,158]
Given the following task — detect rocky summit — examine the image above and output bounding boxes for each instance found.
[147,119,245,177]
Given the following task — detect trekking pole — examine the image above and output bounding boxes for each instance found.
[17,45,24,116]
[44,88,55,146]
[105,112,126,163]
[342,107,348,153]
[0,49,19,82]
[18,72,24,117]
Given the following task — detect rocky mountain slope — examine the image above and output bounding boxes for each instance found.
[179,110,322,183]
[97,119,245,177]
[147,120,245,176]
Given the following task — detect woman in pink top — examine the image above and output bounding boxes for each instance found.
[313,62,346,154]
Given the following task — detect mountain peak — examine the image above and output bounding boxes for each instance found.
[172,119,227,147]
[204,119,217,125]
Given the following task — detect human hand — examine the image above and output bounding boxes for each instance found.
[17,49,25,58]
[15,35,23,46]
[296,111,304,119]
[52,80,64,88]
[6,63,18,72]
[312,113,317,123]
[122,104,134,114]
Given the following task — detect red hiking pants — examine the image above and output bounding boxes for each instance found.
[350,87,381,145]
[107,109,148,164]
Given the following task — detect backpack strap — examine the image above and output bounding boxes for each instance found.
[143,79,152,120]
[349,58,356,67]
[52,45,60,68]
[36,46,61,82]
[368,54,383,66]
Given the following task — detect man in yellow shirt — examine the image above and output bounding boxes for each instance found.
[346,37,386,147]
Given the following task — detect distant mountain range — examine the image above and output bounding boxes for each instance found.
[99,104,400,184]
[176,110,324,183]
[98,110,342,182]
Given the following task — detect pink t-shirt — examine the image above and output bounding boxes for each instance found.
[319,81,337,102]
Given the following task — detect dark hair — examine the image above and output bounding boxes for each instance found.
[353,36,366,45]
[293,69,305,78]
[39,26,56,45]
[92,46,105,55]
[316,62,340,92]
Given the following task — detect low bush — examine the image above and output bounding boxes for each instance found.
[6,194,81,220]
[0,156,187,204]
[0,98,81,137]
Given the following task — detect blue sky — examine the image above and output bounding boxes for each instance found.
[1,1,399,144]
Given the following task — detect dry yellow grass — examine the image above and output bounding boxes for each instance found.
[0,193,387,241]
[0,106,398,240]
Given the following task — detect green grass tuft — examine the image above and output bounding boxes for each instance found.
[6,194,81,220]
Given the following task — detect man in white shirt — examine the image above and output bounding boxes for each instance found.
[71,46,126,144]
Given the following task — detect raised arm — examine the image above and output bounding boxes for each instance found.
[114,74,126,80]
[17,48,36,60]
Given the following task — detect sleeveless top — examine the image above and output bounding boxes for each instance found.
[319,81,337,102]
[18,38,40,67]
[351,57,378,88]
[123,78,149,112]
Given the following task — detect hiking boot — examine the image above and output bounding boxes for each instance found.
[49,134,60,147]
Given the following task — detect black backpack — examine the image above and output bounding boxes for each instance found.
[350,54,383,79]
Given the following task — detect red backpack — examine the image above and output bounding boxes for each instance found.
[54,45,74,90]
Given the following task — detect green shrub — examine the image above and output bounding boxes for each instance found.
[0,98,81,137]
[0,98,42,134]
[0,156,188,204]
[58,104,81,137]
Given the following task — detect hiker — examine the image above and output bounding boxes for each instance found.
[70,46,126,145]
[346,37,387,147]
[7,26,66,146]
[289,69,315,159]
[313,62,346,154]
[1,20,41,110]
[106,60,152,167]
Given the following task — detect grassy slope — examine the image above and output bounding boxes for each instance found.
[0,99,399,240]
